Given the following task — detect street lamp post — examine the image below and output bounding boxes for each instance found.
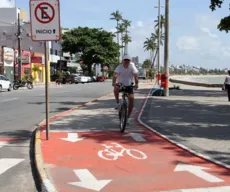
[164,0,169,96]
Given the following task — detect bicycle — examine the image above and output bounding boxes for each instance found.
[98,142,147,161]
[116,82,135,132]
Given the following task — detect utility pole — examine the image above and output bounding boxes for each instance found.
[17,12,22,80]
[154,0,163,85]
[44,41,50,140]
[157,0,161,84]
[164,0,169,96]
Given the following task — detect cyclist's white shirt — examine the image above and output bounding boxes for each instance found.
[225,75,230,84]
[115,62,138,86]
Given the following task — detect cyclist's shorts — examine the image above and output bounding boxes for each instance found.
[119,86,134,94]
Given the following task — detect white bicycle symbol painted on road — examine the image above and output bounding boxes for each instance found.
[98,142,147,161]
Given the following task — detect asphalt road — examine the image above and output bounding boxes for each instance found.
[0,81,112,192]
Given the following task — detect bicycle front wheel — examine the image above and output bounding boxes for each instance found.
[120,103,127,133]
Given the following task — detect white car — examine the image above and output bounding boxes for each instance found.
[76,75,88,84]
[86,76,92,83]
[0,75,11,92]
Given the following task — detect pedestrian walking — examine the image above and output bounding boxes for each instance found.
[223,70,230,101]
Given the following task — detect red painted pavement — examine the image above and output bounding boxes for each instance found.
[0,138,21,142]
[40,130,230,192]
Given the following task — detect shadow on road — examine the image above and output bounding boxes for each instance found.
[141,88,230,166]
[169,87,226,97]
[39,87,230,179]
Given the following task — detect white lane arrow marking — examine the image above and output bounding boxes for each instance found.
[0,158,24,175]
[60,133,85,143]
[124,132,146,142]
[69,169,112,191]
[174,163,224,183]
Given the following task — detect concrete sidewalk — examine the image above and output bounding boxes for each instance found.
[141,82,230,167]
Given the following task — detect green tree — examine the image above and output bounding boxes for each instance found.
[142,59,151,70]
[210,0,230,32]
[143,37,157,61]
[122,33,132,54]
[61,27,120,75]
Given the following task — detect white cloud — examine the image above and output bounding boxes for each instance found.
[0,0,15,8]
[200,27,218,38]
[176,35,230,59]
[136,21,144,28]
[176,36,200,51]
[195,14,219,29]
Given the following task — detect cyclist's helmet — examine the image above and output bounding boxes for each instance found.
[123,54,131,61]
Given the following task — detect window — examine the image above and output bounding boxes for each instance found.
[55,50,58,55]
[50,49,53,55]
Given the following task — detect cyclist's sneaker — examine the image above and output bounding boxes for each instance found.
[114,103,120,110]
[127,118,132,124]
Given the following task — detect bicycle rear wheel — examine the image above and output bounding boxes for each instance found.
[120,103,127,132]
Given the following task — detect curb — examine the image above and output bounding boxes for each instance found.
[34,91,113,192]
[136,87,230,171]
[169,78,222,88]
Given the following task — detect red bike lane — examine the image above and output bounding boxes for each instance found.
[40,129,230,192]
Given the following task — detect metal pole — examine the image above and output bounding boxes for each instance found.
[164,0,169,96]
[157,0,161,85]
[17,12,22,80]
[44,41,50,140]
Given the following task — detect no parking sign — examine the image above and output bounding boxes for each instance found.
[29,0,61,41]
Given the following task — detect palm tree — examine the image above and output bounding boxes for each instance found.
[151,29,164,45]
[116,23,126,57]
[150,26,165,69]
[155,14,165,31]
[110,10,123,61]
[122,19,132,55]
[143,37,157,61]
[122,34,132,54]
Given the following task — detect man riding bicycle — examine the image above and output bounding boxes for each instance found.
[112,54,139,124]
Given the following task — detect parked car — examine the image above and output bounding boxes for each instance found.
[76,75,88,84]
[0,75,12,92]
[86,76,92,83]
[64,74,80,84]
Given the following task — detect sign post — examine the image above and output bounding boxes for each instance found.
[30,0,61,140]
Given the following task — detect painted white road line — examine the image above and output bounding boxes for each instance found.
[69,169,112,191]
[124,132,146,142]
[0,141,7,149]
[163,186,230,192]
[174,163,224,183]
[0,98,18,103]
[60,133,85,142]
[0,158,24,175]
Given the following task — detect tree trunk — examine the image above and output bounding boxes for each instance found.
[151,49,158,69]
[87,64,92,76]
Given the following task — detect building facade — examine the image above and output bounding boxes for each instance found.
[0,7,61,82]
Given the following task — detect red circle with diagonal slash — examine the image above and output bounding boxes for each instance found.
[35,2,55,24]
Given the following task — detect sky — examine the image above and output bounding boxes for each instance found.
[0,0,230,69]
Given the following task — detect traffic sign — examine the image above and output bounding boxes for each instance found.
[29,0,61,41]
